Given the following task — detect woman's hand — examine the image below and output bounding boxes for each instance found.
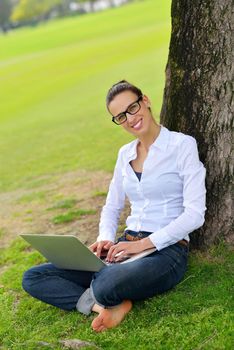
[106,238,155,262]
[89,240,114,258]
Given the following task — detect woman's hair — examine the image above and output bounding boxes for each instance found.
[106,80,143,108]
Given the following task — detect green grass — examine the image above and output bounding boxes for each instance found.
[0,0,171,193]
[0,239,233,350]
[52,209,96,224]
[47,198,78,210]
[92,191,107,198]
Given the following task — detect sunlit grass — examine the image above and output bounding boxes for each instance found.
[0,238,233,349]
[46,198,78,210]
[52,208,96,224]
[0,0,171,192]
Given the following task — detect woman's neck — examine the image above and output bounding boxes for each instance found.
[138,123,161,151]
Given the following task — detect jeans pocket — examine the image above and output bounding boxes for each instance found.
[164,244,188,265]
[173,242,189,254]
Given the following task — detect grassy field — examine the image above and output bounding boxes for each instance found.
[0,239,233,350]
[0,1,233,349]
[0,0,171,193]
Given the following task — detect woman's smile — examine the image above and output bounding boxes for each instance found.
[130,118,143,130]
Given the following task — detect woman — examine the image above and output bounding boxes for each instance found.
[22,80,206,333]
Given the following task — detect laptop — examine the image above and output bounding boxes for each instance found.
[20,234,156,272]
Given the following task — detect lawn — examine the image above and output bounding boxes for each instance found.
[0,239,233,349]
[0,0,171,193]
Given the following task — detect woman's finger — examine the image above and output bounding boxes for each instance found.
[115,250,127,262]
[107,243,125,261]
[103,241,114,250]
[106,245,116,261]
[96,242,106,257]
[89,242,98,251]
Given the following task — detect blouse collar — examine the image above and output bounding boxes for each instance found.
[127,125,170,159]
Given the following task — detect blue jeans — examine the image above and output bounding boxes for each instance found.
[22,241,188,315]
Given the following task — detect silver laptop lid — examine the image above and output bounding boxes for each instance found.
[20,234,105,272]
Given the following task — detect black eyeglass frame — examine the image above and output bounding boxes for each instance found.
[111,95,143,125]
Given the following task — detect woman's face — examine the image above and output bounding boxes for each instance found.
[108,90,154,137]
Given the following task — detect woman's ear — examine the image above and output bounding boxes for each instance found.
[142,94,151,108]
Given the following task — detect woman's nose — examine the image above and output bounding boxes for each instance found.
[126,113,137,121]
[126,113,138,125]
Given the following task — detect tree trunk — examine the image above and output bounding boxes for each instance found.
[160,0,233,249]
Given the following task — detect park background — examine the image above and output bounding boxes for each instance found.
[0,0,233,349]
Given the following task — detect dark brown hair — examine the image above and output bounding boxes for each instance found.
[106,80,143,108]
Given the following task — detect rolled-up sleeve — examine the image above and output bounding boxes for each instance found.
[97,148,126,242]
[149,136,207,250]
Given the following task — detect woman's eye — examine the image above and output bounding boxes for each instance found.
[128,103,138,113]
[117,114,126,122]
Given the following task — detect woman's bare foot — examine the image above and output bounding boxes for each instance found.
[91,300,132,332]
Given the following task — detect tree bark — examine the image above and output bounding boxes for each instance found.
[160,0,233,249]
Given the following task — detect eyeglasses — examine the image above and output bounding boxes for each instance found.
[112,95,143,125]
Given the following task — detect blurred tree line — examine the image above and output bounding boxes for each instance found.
[0,0,131,33]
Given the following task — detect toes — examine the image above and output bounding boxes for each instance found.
[91,315,103,331]
[94,325,107,333]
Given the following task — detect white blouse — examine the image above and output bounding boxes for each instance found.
[97,125,206,251]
